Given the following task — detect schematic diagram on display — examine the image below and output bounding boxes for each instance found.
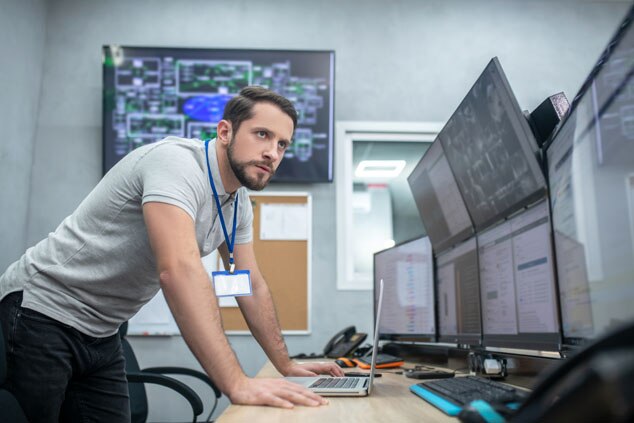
[439,60,545,229]
[104,47,334,182]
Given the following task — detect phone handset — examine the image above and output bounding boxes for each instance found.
[323,326,368,358]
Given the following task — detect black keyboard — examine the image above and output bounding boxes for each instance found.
[309,377,362,389]
[419,376,528,406]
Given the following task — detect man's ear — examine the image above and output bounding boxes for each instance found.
[216,120,232,145]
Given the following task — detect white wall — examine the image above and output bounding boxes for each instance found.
[1,0,631,420]
[0,0,47,269]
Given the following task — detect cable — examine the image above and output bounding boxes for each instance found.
[205,395,218,422]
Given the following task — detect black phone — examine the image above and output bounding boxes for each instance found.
[323,326,368,358]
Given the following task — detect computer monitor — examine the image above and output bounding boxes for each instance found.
[439,57,546,231]
[478,200,561,351]
[102,46,335,182]
[546,6,634,347]
[436,237,482,345]
[407,139,474,253]
[373,236,435,341]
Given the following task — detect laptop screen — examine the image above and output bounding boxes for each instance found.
[368,279,385,394]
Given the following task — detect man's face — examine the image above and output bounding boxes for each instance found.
[226,102,294,191]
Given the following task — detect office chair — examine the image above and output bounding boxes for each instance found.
[119,322,222,423]
[0,325,28,423]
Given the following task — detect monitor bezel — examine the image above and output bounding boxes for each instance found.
[544,5,634,349]
[435,237,483,346]
[101,45,336,183]
[543,5,634,152]
[407,139,475,253]
[373,235,436,342]
[438,57,547,232]
[477,199,563,352]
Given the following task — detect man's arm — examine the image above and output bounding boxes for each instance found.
[219,242,343,377]
[143,202,329,408]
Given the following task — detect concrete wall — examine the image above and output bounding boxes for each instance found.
[0,0,47,269]
[1,0,630,420]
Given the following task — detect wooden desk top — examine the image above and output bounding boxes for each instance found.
[217,361,456,423]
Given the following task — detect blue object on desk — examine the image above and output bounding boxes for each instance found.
[409,384,462,416]
[466,400,506,423]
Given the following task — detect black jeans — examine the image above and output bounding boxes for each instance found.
[0,291,131,422]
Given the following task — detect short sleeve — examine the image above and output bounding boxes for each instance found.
[235,188,253,244]
[137,143,207,221]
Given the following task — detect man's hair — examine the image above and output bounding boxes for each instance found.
[222,86,298,135]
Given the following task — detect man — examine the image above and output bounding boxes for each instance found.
[0,86,343,422]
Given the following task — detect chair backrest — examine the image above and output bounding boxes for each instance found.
[119,322,149,423]
[0,325,29,422]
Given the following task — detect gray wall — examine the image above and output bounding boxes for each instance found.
[0,0,47,269]
[1,0,631,420]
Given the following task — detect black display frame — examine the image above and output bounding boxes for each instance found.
[102,45,335,183]
[407,139,475,253]
[438,57,547,232]
[373,235,436,343]
[478,200,563,352]
[544,4,634,349]
[435,236,483,346]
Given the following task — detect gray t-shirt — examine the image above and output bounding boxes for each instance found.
[0,137,253,337]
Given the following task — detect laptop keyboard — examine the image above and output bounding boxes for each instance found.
[309,377,361,389]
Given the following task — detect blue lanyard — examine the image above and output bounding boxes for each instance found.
[205,140,239,272]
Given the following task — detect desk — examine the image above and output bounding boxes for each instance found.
[217,361,455,422]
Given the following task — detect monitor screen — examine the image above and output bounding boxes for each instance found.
[373,236,435,341]
[439,57,546,231]
[102,46,335,182]
[547,9,634,346]
[436,237,482,345]
[478,200,561,351]
[407,140,474,253]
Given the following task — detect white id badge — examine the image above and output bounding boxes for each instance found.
[212,270,252,297]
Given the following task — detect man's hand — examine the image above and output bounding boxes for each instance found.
[284,362,345,378]
[228,377,328,409]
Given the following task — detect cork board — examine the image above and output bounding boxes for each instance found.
[220,193,310,333]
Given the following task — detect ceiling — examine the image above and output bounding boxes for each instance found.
[352,140,431,232]
[352,141,429,183]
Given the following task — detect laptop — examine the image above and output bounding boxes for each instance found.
[285,279,385,396]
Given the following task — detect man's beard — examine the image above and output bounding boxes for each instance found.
[227,137,276,191]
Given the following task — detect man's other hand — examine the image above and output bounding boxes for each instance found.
[285,362,345,377]
[228,378,328,408]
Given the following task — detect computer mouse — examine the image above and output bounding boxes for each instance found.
[458,400,509,423]
[335,358,356,368]
[457,404,488,423]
